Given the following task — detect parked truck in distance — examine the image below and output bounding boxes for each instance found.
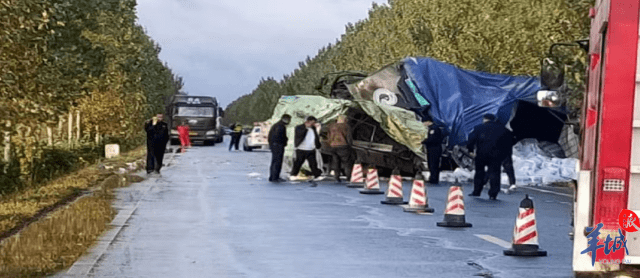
[166,95,224,146]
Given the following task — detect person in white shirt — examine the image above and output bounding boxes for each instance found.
[289,116,325,181]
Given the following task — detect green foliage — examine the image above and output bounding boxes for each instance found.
[31,145,104,186]
[0,155,23,195]
[225,0,592,124]
[1,0,184,193]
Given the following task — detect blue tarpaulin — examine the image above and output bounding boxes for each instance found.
[402,57,543,146]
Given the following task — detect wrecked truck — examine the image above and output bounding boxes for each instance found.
[321,57,575,172]
[264,95,429,177]
[266,57,576,178]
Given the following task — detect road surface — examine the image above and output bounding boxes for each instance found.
[54,138,574,278]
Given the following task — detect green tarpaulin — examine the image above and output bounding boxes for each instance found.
[265,95,428,174]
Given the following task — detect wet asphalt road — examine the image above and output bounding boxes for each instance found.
[54,137,574,278]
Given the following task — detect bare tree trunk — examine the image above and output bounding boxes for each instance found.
[47,126,53,146]
[3,121,10,163]
[68,111,73,147]
[76,110,80,143]
[58,117,63,143]
[95,126,100,145]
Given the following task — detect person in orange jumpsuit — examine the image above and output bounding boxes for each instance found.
[177,121,191,153]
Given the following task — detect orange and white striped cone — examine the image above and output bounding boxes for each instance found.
[437,181,472,227]
[347,161,365,188]
[504,194,547,256]
[381,169,408,205]
[359,167,384,195]
[403,172,434,213]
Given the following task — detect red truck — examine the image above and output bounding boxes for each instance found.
[543,0,640,276]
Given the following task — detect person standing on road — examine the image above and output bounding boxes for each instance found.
[466,114,512,200]
[482,124,518,192]
[327,114,354,183]
[422,118,444,184]
[501,127,517,190]
[268,114,291,182]
[229,123,243,151]
[289,116,325,181]
[145,113,170,174]
[177,120,191,153]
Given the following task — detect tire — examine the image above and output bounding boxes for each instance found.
[204,140,215,146]
[170,139,180,146]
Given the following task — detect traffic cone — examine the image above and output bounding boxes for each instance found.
[437,180,472,227]
[403,172,434,213]
[504,194,547,256]
[359,167,384,195]
[381,169,408,205]
[347,160,365,188]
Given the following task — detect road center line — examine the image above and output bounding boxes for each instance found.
[521,187,573,198]
[475,234,512,249]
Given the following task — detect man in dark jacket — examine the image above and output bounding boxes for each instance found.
[481,126,518,192]
[503,128,517,189]
[145,114,170,174]
[289,116,325,181]
[466,114,512,200]
[422,119,444,184]
[268,114,291,182]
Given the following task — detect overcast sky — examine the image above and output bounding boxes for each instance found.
[135,0,383,108]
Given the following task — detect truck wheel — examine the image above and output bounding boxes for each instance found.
[170,139,180,146]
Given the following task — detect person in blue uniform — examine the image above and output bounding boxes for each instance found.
[422,119,444,184]
[466,114,513,200]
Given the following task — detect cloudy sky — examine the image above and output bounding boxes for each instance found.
[135,0,383,108]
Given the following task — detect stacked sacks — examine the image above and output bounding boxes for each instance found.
[509,139,578,186]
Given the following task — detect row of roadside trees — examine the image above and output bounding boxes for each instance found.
[224,0,591,126]
[0,0,183,192]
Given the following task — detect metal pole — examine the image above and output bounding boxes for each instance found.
[95,125,100,145]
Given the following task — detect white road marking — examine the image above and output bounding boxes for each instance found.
[521,187,573,198]
[475,234,512,249]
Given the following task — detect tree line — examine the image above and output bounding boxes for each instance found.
[0,0,182,191]
[224,0,591,126]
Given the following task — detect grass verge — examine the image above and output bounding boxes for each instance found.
[0,146,149,277]
[0,191,115,277]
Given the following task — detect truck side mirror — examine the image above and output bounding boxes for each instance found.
[538,57,565,108]
[537,90,562,108]
[540,58,564,89]
[218,108,224,118]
